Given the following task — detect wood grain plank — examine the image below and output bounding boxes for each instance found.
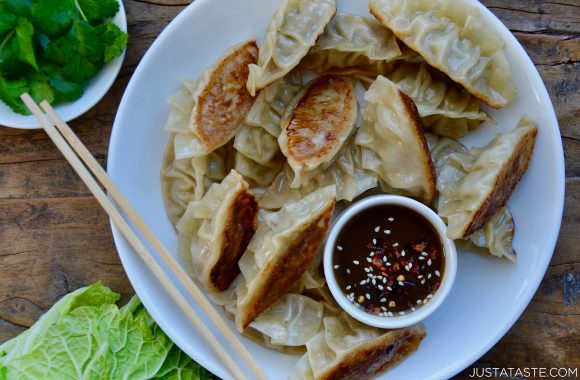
[0,1,577,377]
[481,0,580,34]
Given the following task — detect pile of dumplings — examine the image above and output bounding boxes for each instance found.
[161,0,538,378]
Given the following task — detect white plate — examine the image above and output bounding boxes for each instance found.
[108,1,565,379]
[0,0,127,129]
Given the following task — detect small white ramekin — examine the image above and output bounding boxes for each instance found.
[323,195,457,329]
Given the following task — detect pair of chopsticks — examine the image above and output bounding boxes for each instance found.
[20,94,267,380]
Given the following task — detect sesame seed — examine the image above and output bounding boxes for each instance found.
[337,246,343,251]
[366,257,372,263]
[398,281,404,286]
[381,307,387,311]
[364,267,370,273]
[353,260,359,265]
[386,262,391,266]
[333,265,339,269]
[346,285,351,290]
[382,278,387,283]
[360,280,366,285]
[435,270,441,277]
[366,293,370,300]
[401,250,406,257]
[418,256,425,260]
[380,298,387,302]
[386,286,392,291]
[384,230,391,234]
[372,238,377,245]
[383,256,387,262]
[388,217,394,221]
[428,273,432,279]
[387,311,394,317]
[350,293,354,297]
[427,294,433,299]
[399,311,405,315]
[421,251,428,256]
[423,298,428,304]
[411,307,416,311]
[367,273,373,278]
[417,300,422,304]
[393,243,399,247]
[374,226,380,232]
[421,279,426,284]
[370,251,375,256]
[372,279,376,285]
[408,263,413,269]
[405,265,410,271]
[378,285,384,290]
[428,259,432,266]
[418,275,423,279]
[347,269,351,274]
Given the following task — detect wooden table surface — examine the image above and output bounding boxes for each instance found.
[0,0,578,378]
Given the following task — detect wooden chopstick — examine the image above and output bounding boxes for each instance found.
[36,99,266,380]
[21,94,267,380]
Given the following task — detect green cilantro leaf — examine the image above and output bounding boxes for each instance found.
[0,74,29,114]
[96,22,127,63]
[76,0,120,24]
[0,4,17,35]
[45,66,84,102]
[28,72,55,104]
[46,20,104,82]
[31,0,75,38]
[4,0,33,17]
[14,17,38,71]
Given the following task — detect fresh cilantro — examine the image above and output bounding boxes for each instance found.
[46,20,104,83]
[3,0,33,17]
[0,4,17,35]
[14,17,38,70]
[96,22,128,63]
[45,67,84,102]
[31,0,75,38]
[0,0,127,114]
[0,74,29,114]
[28,72,55,104]
[76,0,120,24]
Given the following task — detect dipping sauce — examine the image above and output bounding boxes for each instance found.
[333,205,444,317]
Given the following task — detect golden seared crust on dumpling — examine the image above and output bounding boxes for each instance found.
[210,188,258,291]
[236,186,337,331]
[437,117,538,240]
[280,76,357,187]
[237,199,334,330]
[177,170,258,292]
[462,126,537,237]
[318,326,425,380]
[192,40,258,153]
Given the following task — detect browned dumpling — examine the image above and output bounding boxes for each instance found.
[177,170,259,292]
[235,186,336,331]
[279,76,357,188]
[290,313,426,380]
[437,117,538,239]
[172,40,259,158]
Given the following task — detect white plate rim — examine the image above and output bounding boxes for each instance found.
[107,0,566,378]
[0,0,127,129]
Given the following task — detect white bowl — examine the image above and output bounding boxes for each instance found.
[0,0,127,129]
[108,0,565,378]
[324,195,457,329]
